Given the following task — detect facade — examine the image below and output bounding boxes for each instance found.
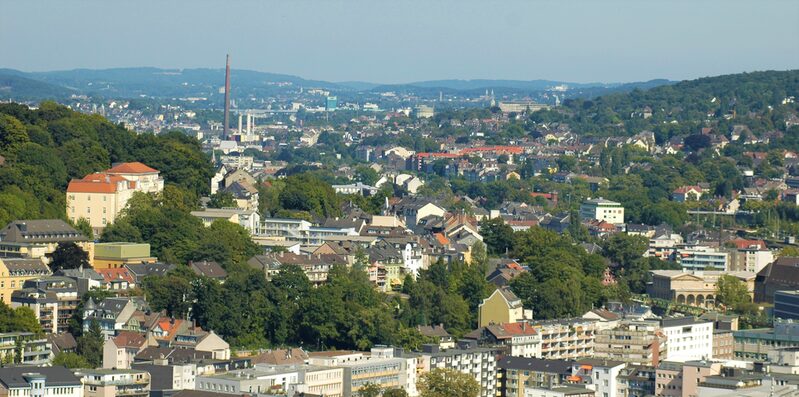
[196,364,299,395]
[569,359,625,397]
[675,246,728,271]
[775,290,799,320]
[257,218,360,245]
[76,369,150,397]
[755,257,799,303]
[0,258,51,304]
[190,208,260,234]
[616,365,656,397]
[0,367,83,397]
[660,317,713,362]
[0,332,53,366]
[532,319,598,360]
[103,331,153,369]
[593,321,665,366]
[647,270,756,307]
[418,343,496,397]
[579,199,624,225]
[478,288,527,328]
[733,319,799,361]
[524,385,596,397]
[67,162,164,230]
[0,220,89,261]
[92,243,157,269]
[308,347,416,397]
[11,277,80,333]
[497,357,574,397]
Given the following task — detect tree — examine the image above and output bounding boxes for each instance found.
[383,389,409,397]
[355,165,379,186]
[0,114,30,156]
[478,218,514,255]
[72,218,94,240]
[52,352,91,369]
[49,242,91,272]
[0,302,42,334]
[418,368,480,397]
[77,319,104,367]
[207,191,237,208]
[716,275,752,312]
[356,383,382,397]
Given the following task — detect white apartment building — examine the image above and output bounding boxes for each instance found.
[570,359,626,397]
[418,342,497,397]
[190,208,260,234]
[0,367,84,397]
[661,317,714,362]
[580,198,624,225]
[258,218,359,245]
[676,246,728,271]
[308,347,417,397]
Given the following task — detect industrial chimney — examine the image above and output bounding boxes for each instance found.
[223,54,231,139]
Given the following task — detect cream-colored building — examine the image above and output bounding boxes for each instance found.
[0,258,50,304]
[67,162,164,231]
[76,369,150,397]
[478,287,529,328]
[93,242,157,269]
[647,270,756,307]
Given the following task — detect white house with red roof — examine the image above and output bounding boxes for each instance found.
[66,162,164,231]
[671,185,703,202]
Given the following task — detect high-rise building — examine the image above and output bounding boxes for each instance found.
[326,96,338,111]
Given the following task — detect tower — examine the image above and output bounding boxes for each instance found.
[223,54,231,139]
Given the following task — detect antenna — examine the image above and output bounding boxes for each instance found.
[223,54,231,139]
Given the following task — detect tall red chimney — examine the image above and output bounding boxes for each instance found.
[223,54,231,139]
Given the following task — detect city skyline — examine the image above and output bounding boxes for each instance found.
[1,0,798,84]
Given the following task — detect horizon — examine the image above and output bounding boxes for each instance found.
[2,0,798,84]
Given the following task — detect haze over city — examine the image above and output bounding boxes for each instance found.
[2,0,798,83]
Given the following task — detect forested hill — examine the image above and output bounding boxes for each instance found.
[0,101,213,226]
[531,70,799,140]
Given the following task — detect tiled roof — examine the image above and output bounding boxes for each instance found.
[106,162,158,174]
[67,173,130,193]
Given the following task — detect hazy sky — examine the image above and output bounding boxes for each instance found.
[2,0,797,84]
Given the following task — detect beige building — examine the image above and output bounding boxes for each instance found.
[478,287,529,328]
[93,242,157,269]
[594,320,666,366]
[0,258,50,304]
[67,162,164,231]
[77,369,150,397]
[0,219,91,261]
[647,270,756,307]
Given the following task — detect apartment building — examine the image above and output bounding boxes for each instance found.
[0,219,89,261]
[308,347,416,397]
[418,342,496,397]
[0,258,50,304]
[660,317,713,362]
[190,208,260,234]
[66,162,164,230]
[478,287,528,328]
[569,359,626,397]
[496,357,574,397]
[0,366,83,397]
[532,319,598,360]
[76,369,150,397]
[0,332,53,366]
[465,322,541,358]
[257,217,360,245]
[196,364,300,395]
[616,365,656,397]
[580,198,624,225]
[11,276,80,333]
[593,321,665,366]
[733,319,799,361]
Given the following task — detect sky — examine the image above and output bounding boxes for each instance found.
[1,0,798,84]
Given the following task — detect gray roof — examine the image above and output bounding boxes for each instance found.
[661,316,711,328]
[498,356,574,373]
[1,259,51,276]
[0,220,86,243]
[0,366,82,388]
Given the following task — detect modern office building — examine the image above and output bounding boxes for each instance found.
[579,198,624,225]
[660,317,713,362]
[775,290,799,320]
[0,367,83,397]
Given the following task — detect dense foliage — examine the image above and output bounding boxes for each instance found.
[0,101,213,226]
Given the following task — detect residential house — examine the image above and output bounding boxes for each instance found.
[660,317,713,362]
[478,287,529,328]
[0,258,51,304]
[103,331,155,369]
[0,220,89,261]
[11,276,80,333]
[0,332,53,366]
[76,369,150,397]
[0,366,83,397]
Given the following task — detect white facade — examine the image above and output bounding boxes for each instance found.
[580,199,624,225]
[661,318,713,362]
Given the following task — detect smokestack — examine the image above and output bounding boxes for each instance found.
[223,54,231,139]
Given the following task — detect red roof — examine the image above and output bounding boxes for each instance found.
[96,267,135,284]
[112,331,147,348]
[433,233,450,246]
[106,162,158,174]
[500,322,537,335]
[460,146,524,155]
[67,173,130,193]
[730,238,767,250]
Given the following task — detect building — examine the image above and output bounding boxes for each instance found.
[675,246,728,271]
[83,297,148,337]
[647,270,756,307]
[579,198,624,225]
[103,331,154,369]
[660,317,714,362]
[616,365,656,397]
[76,369,150,397]
[471,322,541,358]
[498,101,549,114]
[775,290,799,320]
[11,276,80,333]
[92,243,157,269]
[190,208,260,234]
[478,287,529,328]
[0,220,89,261]
[0,258,51,304]
[733,319,799,361]
[196,364,300,395]
[418,342,496,397]
[496,357,574,397]
[524,385,596,397]
[532,319,599,360]
[257,218,360,245]
[725,239,773,273]
[326,96,338,111]
[414,105,434,119]
[131,362,196,397]
[0,366,83,397]
[671,186,703,202]
[0,332,53,366]
[67,162,164,230]
[755,257,799,303]
[593,321,666,366]
[568,359,625,397]
[308,347,416,397]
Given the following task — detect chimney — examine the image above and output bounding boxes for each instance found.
[223,54,231,139]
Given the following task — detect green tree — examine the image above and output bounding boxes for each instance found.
[356,383,382,397]
[77,319,104,367]
[71,218,94,240]
[207,191,237,208]
[0,302,42,334]
[383,389,409,397]
[0,114,30,156]
[49,242,91,272]
[52,352,91,369]
[716,275,752,312]
[418,368,480,397]
[355,165,380,186]
[478,218,514,255]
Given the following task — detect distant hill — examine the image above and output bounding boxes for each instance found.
[0,70,75,100]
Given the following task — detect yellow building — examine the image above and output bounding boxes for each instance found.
[0,219,92,262]
[92,242,157,269]
[0,258,51,304]
[478,287,528,328]
[66,162,164,231]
